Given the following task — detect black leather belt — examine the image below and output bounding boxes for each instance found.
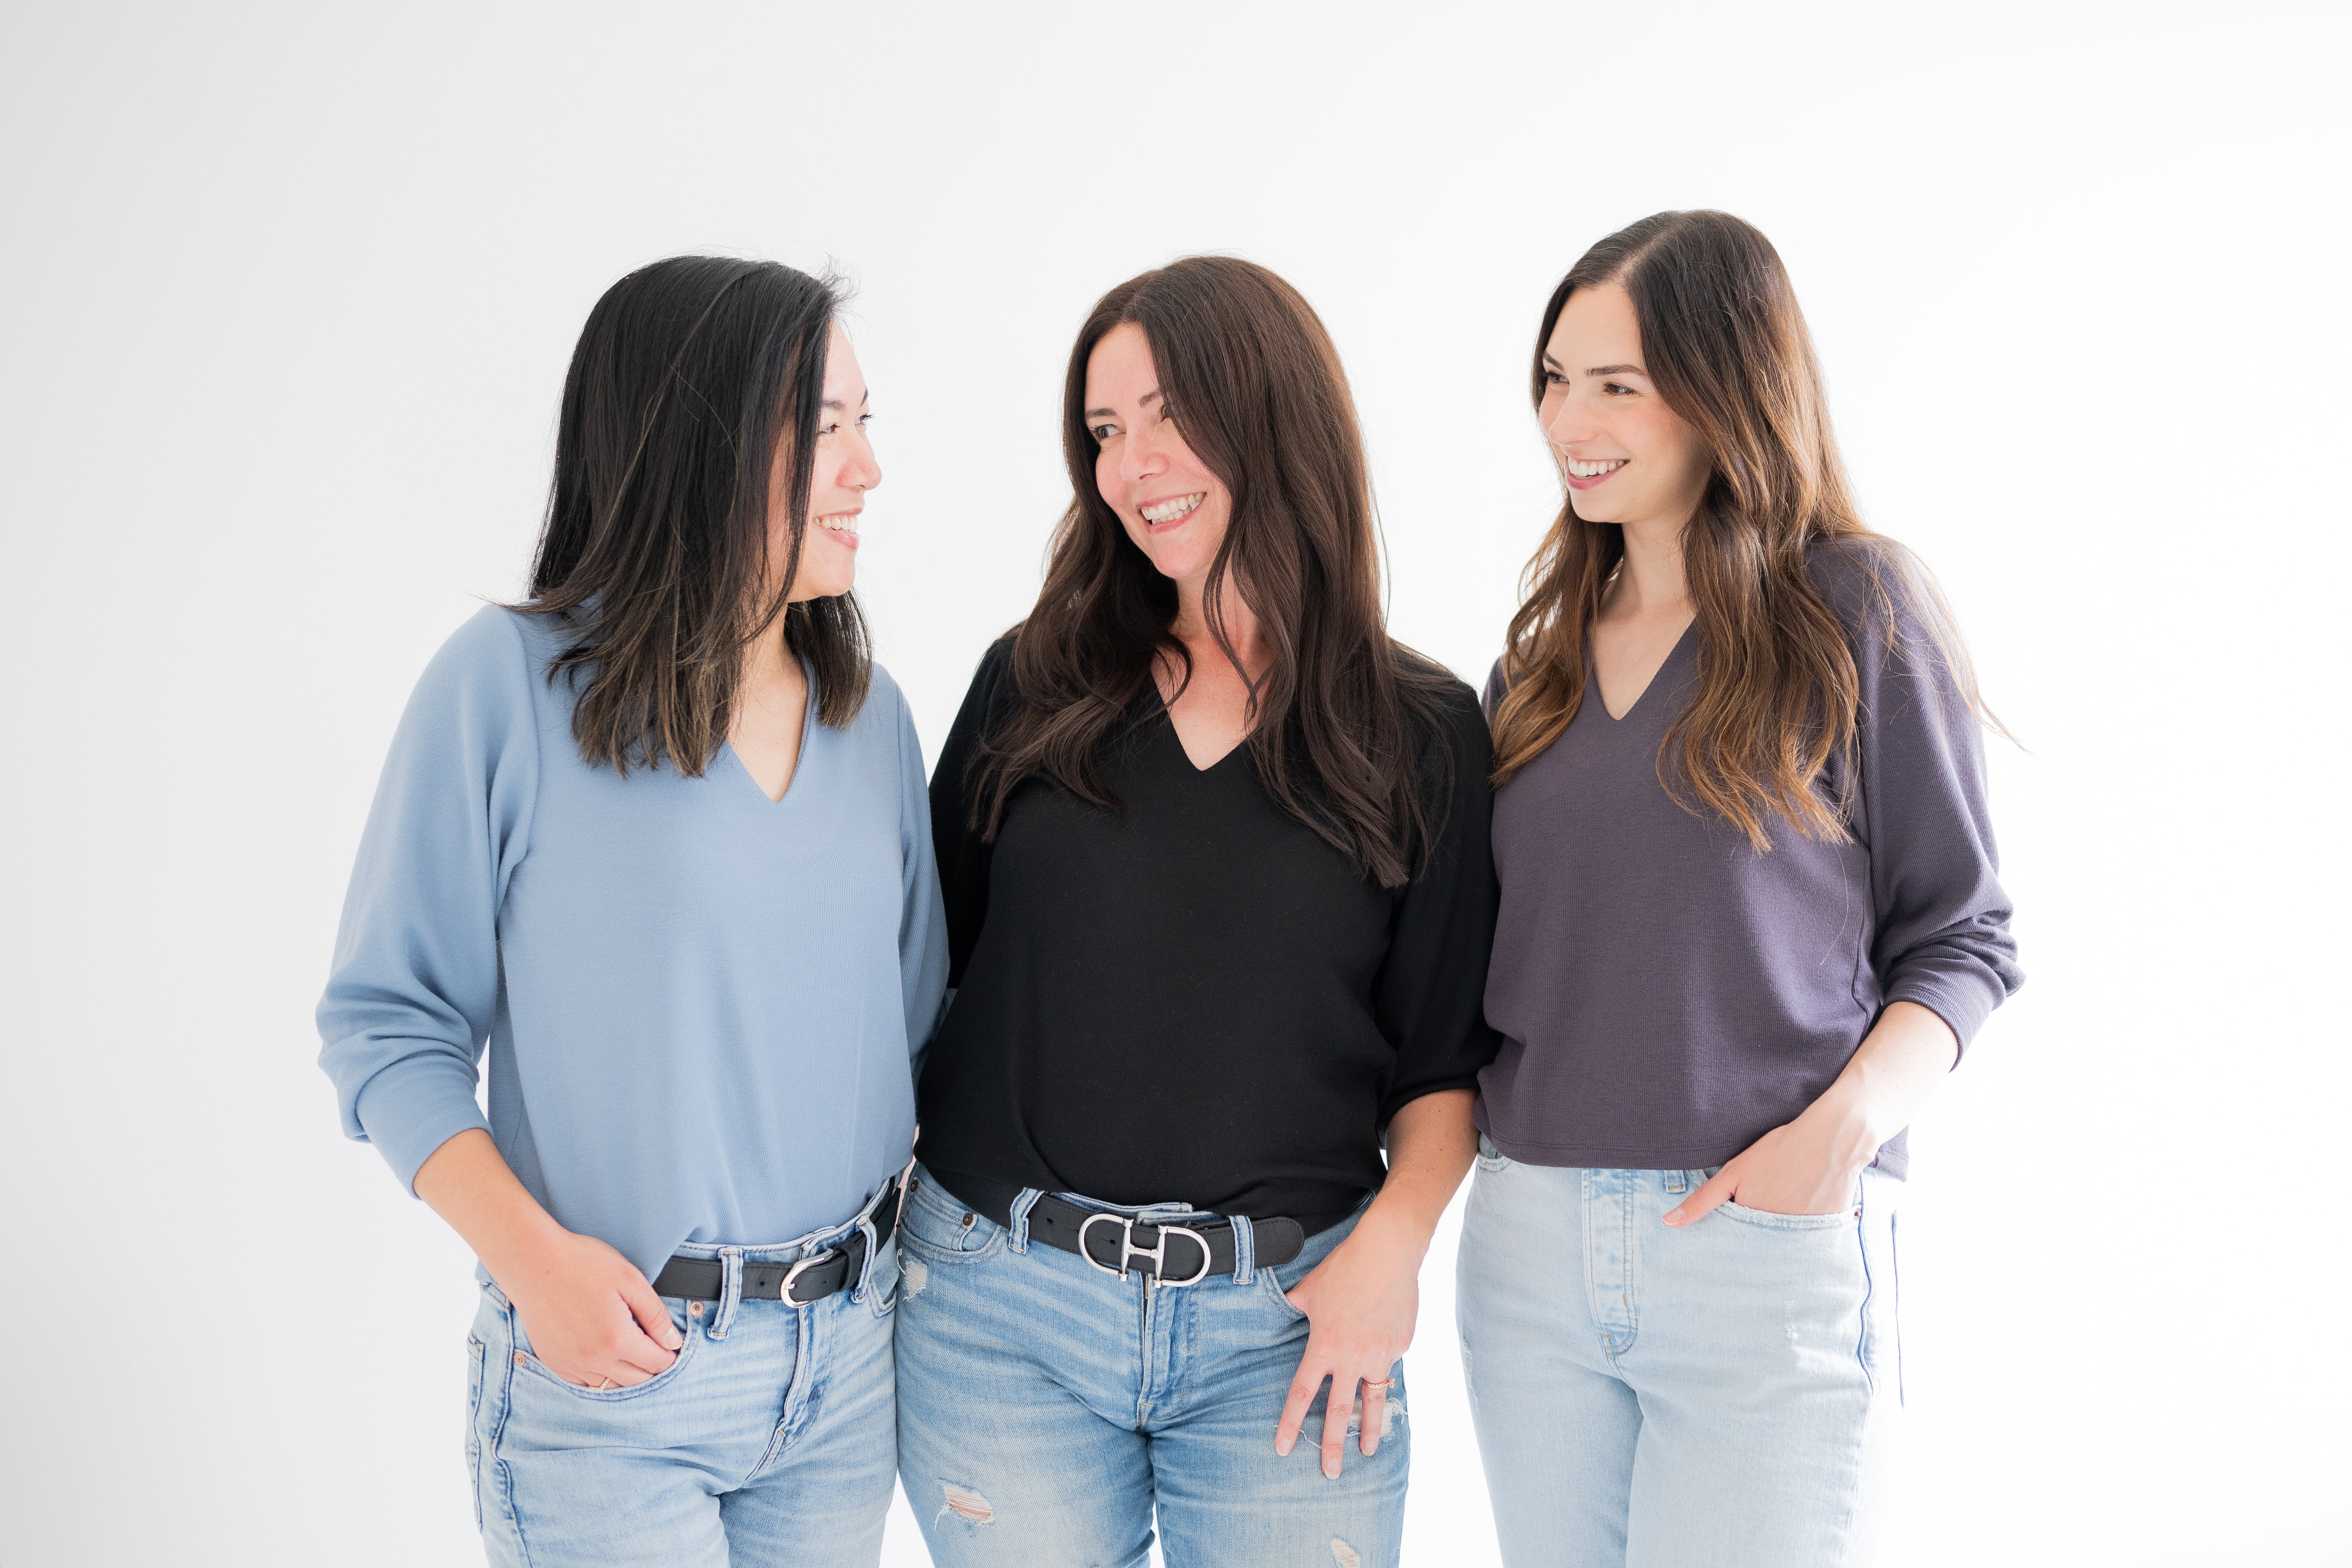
[651,1178,905,1307]
[926,1168,1305,1286]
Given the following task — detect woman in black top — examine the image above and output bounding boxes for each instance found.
[896,256,1499,1568]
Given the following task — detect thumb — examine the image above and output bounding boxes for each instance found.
[621,1273,684,1351]
[1664,1170,1734,1228]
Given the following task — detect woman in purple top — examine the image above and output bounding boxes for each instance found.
[1457,210,2022,1567]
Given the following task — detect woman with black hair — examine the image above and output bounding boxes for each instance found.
[317,256,946,1566]
[896,256,1500,1566]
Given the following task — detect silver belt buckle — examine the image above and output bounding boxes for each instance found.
[1078,1213,1212,1287]
[777,1248,835,1304]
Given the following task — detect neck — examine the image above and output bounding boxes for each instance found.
[1611,514,1691,615]
[740,604,799,688]
[1172,570,1265,669]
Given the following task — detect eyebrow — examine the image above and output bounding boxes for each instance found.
[1541,353,1648,378]
[820,389,871,411]
[1081,388,1163,421]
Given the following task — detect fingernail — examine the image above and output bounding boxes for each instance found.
[1324,1459,1339,1479]
[1275,1439,1291,1456]
[1662,1210,1683,1227]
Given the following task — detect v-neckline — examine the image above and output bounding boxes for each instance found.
[1147,692,1250,775]
[1594,619,1696,723]
[722,658,822,804]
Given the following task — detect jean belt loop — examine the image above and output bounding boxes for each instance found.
[1007,1188,1043,1254]
[1230,1213,1257,1285]
[710,1249,744,1340]
[1664,1168,1688,1197]
[850,1216,879,1301]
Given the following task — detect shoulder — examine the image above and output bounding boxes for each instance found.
[1393,648,1494,771]
[977,629,1019,683]
[1481,657,1507,717]
[860,658,909,720]
[965,630,1025,715]
[413,606,546,707]
[1804,535,1944,648]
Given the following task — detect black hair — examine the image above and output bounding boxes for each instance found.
[522,255,869,773]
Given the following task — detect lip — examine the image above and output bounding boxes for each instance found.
[1564,461,1627,493]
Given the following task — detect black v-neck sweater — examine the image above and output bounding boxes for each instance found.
[919,637,1501,1231]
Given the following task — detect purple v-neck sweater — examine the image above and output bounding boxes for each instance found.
[1476,541,2021,1178]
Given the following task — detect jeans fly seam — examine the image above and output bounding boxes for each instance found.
[1617,1171,1639,1357]
[1134,1278,1158,1428]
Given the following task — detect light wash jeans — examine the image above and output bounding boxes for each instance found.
[465,1214,900,1566]
[1456,1141,1902,1568]
[893,1166,1407,1568]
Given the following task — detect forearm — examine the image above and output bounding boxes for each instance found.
[1806,1000,1960,1166]
[1356,1088,1478,1258]
[412,1128,569,1282]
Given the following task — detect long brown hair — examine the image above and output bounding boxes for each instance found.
[523,256,869,776]
[1490,210,1988,849]
[970,256,1454,888]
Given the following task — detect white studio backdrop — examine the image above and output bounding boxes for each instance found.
[2,2,2345,1563]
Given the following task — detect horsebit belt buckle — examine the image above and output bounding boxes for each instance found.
[1078,1212,1214,1287]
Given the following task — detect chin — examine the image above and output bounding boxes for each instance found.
[793,570,855,602]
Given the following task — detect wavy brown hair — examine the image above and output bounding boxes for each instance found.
[521,256,869,775]
[1490,210,1987,848]
[969,256,1454,888]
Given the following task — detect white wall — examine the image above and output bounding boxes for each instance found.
[2,2,2344,1563]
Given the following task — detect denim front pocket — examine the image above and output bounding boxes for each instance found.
[1258,1264,1310,1323]
[513,1297,699,1401]
[1473,1133,1511,1174]
[1717,1197,1861,1231]
[899,1172,1004,1263]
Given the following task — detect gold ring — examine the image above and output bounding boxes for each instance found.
[594,1376,617,1390]
[1365,1377,1395,1390]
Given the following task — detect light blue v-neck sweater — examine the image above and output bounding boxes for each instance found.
[318,606,950,1278]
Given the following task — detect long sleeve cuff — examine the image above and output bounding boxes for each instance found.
[1885,962,2013,1061]
[352,1053,493,1195]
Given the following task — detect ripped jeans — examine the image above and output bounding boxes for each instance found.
[893,1166,1405,1568]
[1455,1144,1903,1567]
[464,1218,900,1567]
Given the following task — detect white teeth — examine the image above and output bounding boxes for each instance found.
[1568,459,1627,479]
[817,512,859,535]
[1141,492,1205,524]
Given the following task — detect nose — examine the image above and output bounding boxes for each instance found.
[842,423,882,492]
[1118,422,1168,487]
[1544,393,1597,452]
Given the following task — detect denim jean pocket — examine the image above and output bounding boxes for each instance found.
[1258,1264,1311,1323]
[899,1172,1003,1262]
[512,1299,699,1401]
[1717,1198,1860,1232]
[1473,1134,1511,1175]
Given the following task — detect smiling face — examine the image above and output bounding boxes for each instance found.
[1539,283,1712,532]
[1083,321,1232,592]
[770,322,880,603]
